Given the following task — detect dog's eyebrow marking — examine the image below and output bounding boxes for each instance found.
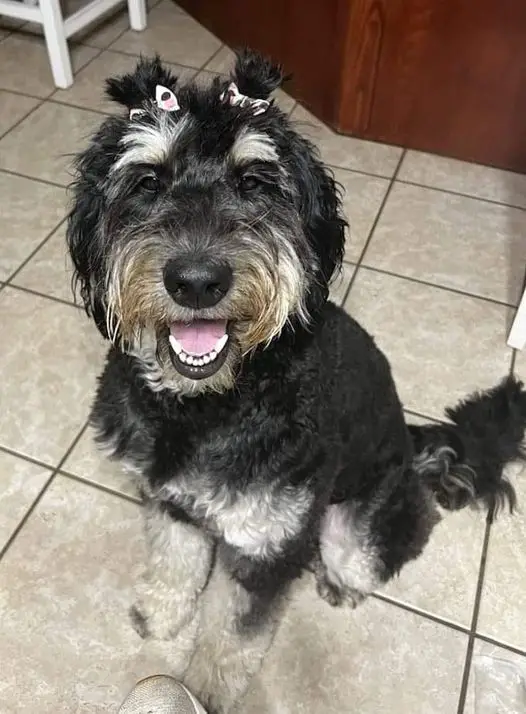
[113,113,192,171]
[231,128,279,164]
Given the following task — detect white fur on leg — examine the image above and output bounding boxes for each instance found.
[183,561,277,714]
[318,502,381,607]
[131,617,201,680]
[133,504,213,661]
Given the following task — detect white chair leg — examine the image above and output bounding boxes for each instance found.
[127,0,146,31]
[40,0,73,89]
[508,288,526,350]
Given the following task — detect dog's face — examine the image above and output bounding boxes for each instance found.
[67,51,346,395]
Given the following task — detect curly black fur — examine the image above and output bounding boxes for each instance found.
[231,47,287,99]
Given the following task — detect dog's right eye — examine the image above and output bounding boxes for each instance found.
[138,175,160,193]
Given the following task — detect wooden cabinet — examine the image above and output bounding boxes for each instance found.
[178,0,526,172]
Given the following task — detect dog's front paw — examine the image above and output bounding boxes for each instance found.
[130,598,181,640]
[316,576,367,609]
[183,657,239,714]
[341,586,367,609]
[131,581,198,641]
[316,576,345,607]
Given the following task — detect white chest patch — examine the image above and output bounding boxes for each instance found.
[160,475,313,559]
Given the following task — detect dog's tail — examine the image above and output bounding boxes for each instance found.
[408,376,526,514]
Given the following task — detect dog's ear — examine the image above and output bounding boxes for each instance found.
[294,141,347,312]
[105,55,178,109]
[67,128,113,340]
[231,48,287,100]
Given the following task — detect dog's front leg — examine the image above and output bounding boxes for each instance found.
[183,545,290,714]
[131,501,213,651]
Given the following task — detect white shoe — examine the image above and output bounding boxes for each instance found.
[118,675,207,714]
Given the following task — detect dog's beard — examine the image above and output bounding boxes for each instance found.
[102,226,312,396]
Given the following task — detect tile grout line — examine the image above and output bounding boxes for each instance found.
[324,162,394,182]
[395,177,526,213]
[0,94,46,142]
[0,443,57,471]
[456,514,493,714]
[3,217,67,287]
[58,468,143,505]
[4,282,82,310]
[195,41,226,74]
[340,149,407,306]
[357,262,520,309]
[326,165,526,215]
[0,421,90,563]
[475,633,526,658]
[48,97,113,116]
[0,441,142,506]
[403,408,448,425]
[371,591,471,636]
[0,167,66,189]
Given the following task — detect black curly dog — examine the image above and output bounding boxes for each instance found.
[66,50,526,713]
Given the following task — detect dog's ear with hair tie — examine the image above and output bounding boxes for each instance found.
[105,55,179,118]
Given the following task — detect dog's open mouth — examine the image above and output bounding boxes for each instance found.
[168,319,229,379]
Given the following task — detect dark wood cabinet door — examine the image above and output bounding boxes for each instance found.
[339,0,526,171]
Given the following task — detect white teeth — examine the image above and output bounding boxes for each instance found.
[168,335,182,355]
[215,334,229,353]
[168,331,229,367]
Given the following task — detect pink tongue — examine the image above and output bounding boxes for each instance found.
[170,319,227,356]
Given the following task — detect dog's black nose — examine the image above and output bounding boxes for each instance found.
[163,257,233,309]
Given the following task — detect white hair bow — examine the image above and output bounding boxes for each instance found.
[219,83,270,116]
[129,84,180,120]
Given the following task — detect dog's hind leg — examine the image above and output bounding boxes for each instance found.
[316,470,439,608]
[315,502,381,608]
[131,501,214,672]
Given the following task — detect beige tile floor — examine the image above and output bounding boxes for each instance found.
[1,3,525,712]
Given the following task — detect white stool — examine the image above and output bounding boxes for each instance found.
[0,0,147,88]
[508,286,526,351]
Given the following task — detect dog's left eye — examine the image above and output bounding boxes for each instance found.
[238,175,261,193]
[138,175,160,193]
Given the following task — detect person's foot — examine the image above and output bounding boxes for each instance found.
[118,675,208,713]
